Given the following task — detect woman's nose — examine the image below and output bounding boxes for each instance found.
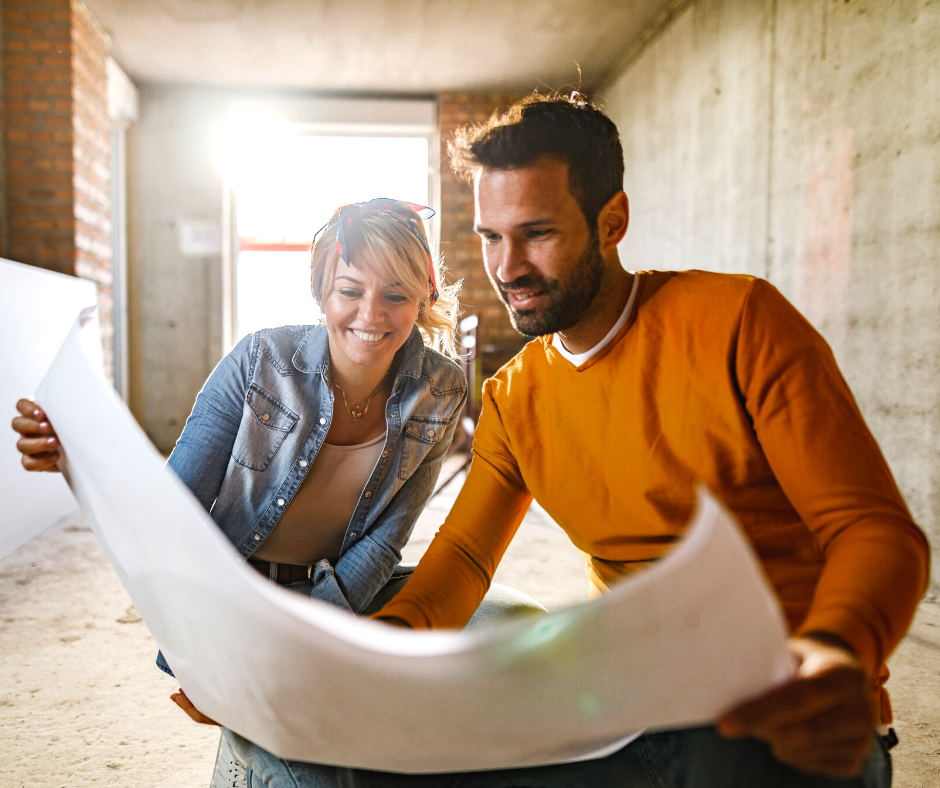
[358,292,385,324]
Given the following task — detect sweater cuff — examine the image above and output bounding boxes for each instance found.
[371,598,432,629]
[795,605,882,678]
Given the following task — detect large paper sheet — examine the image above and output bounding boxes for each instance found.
[36,312,794,773]
[0,259,95,559]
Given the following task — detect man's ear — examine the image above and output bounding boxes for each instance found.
[598,191,629,252]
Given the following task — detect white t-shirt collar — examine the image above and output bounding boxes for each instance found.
[551,273,639,367]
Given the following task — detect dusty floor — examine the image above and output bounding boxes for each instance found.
[2,461,938,787]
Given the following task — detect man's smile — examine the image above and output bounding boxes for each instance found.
[505,289,546,310]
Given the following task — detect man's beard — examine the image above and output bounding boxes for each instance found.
[495,233,605,337]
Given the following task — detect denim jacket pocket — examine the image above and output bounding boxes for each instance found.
[398,416,450,480]
[232,383,299,472]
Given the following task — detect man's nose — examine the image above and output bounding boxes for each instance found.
[491,239,531,284]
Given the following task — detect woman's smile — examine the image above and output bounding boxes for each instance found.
[350,329,389,344]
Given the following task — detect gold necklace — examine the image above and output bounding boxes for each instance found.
[333,376,388,421]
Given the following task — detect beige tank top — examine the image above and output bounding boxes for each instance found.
[253,432,386,565]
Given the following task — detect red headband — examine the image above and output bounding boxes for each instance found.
[314,199,438,307]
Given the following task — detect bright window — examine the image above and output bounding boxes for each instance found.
[231,134,430,340]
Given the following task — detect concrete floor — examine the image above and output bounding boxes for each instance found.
[2,461,938,786]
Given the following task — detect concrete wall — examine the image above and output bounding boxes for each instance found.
[127,85,229,454]
[601,0,940,593]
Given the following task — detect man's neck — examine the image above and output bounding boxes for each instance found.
[556,266,635,355]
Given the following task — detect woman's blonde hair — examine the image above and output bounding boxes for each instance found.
[310,204,462,358]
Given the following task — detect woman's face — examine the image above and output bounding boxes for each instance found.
[323,248,420,373]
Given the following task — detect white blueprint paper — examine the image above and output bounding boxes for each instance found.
[36,312,795,773]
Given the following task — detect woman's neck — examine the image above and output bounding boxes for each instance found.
[327,343,398,402]
[325,341,400,445]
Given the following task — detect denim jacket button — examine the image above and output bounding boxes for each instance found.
[390,413,397,418]
[350,532,357,538]
[254,534,261,540]
[382,451,388,457]
[364,491,371,498]
[299,460,308,468]
[427,429,435,437]
[261,413,270,421]
[277,498,285,506]
[319,417,327,425]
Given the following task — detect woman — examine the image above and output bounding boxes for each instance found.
[13,198,467,787]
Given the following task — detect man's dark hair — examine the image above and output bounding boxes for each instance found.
[448,91,624,227]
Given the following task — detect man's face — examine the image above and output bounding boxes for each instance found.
[474,157,604,337]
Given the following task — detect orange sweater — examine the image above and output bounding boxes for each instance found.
[378,271,930,720]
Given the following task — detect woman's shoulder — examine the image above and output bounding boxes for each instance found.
[417,345,467,399]
[229,324,326,367]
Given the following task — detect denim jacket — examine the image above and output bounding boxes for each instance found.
[165,323,466,614]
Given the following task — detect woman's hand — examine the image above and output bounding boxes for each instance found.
[12,398,61,472]
[170,688,220,726]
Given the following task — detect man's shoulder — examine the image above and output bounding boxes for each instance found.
[480,336,570,415]
[487,337,550,385]
[635,269,772,326]
[640,269,760,301]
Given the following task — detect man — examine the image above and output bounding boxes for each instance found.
[346,93,929,787]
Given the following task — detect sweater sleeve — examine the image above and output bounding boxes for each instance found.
[373,378,534,628]
[735,279,930,677]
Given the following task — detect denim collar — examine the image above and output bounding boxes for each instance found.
[291,324,427,381]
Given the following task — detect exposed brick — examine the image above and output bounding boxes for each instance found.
[4,26,38,37]
[2,0,113,382]
[437,93,527,373]
[6,54,39,67]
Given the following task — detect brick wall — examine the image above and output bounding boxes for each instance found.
[438,92,527,375]
[3,0,74,272]
[71,0,112,372]
[1,0,112,377]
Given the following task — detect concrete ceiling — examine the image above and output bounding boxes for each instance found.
[85,0,672,94]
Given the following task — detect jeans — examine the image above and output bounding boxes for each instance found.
[224,727,340,788]
[339,727,892,788]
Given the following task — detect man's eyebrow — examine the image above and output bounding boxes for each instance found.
[474,218,554,234]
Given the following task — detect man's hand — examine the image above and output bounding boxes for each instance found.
[12,398,61,472]
[717,635,877,779]
[171,688,220,726]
